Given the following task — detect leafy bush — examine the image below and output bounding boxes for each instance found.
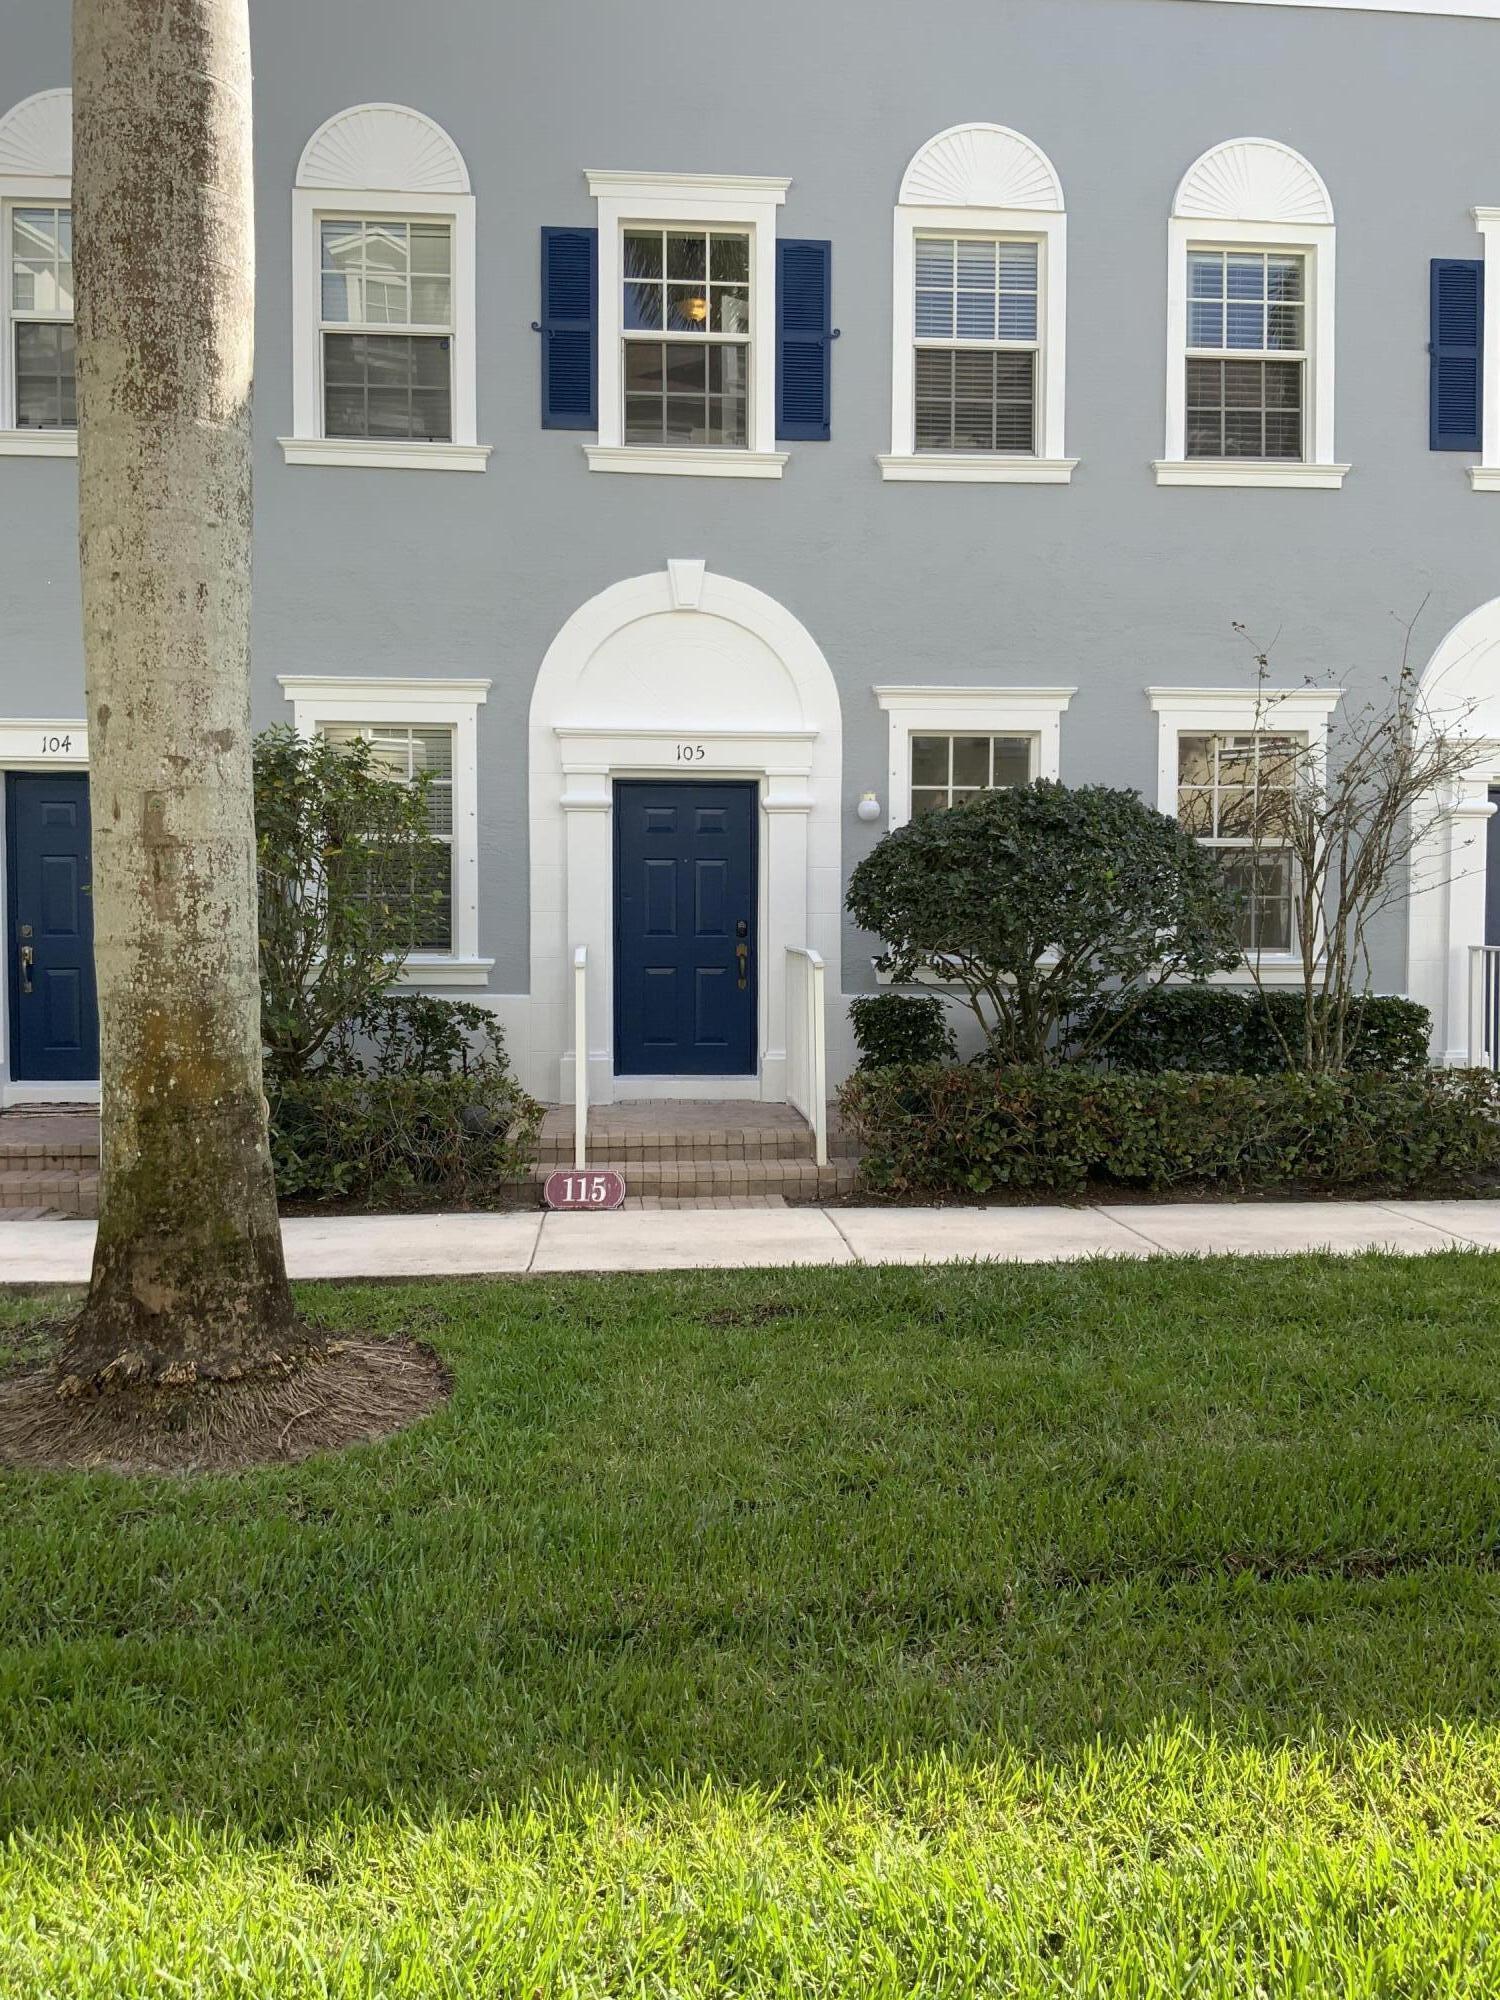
[268,997,542,1206]
[1085,989,1431,1078]
[849,993,957,1071]
[838,1062,1500,1199]
[846,782,1239,1066]
[255,726,451,1079]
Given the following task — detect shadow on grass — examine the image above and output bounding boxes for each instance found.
[2,1250,1500,1837]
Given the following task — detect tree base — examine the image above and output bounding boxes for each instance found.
[0,1331,449,1475]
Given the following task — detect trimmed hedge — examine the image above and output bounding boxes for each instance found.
[1084,988,1431,1077]
[849,993,957,1071]
[838,1062,1500,1199]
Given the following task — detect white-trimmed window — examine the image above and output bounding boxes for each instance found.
[0,89,76,457]
[277,675,493,984]
[1176,728,1305,952]
[876,686,1075,827]
[320,722,456,953]
[585,170,789,479]
[282,105,488,473]
[1158,139,1346,489]
[879,124,1074,485]
[1149,686,1341,976]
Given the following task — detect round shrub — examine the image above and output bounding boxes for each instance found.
[846,781,1240,1066]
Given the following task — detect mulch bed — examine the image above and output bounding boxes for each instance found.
[0,1331,449,1476]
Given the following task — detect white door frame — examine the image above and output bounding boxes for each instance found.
[529,563,842,1105]
[0,720,98,1106]
[1407,597,1500,1063]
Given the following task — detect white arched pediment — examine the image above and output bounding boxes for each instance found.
[526,564,844,1108]
[296,103,470,194]
[532,566,839,743]
[1418,596,1500,737]
[1174,137,1333,225]
[0,89,72,180]
[898,122,1064,212]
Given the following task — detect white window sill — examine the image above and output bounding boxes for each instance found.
[278,437,492,473]
[1468,465,1500,491]
[1153,460,1350,490]
[584,444,788,480]
[0,429,77,458]
[1188,960,1319,989]
[395,956,495,989]
[877,453,1078,485]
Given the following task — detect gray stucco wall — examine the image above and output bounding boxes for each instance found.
[3,0,1498,1005]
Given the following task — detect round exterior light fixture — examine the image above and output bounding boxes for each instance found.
[857,792,882,823]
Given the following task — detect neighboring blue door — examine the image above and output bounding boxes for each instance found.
[6,773,99,1082]
[614,780,757,1076]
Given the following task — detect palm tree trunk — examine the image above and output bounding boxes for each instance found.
[65,0,299,1385]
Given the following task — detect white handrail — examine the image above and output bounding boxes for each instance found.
[573,945,588,1169]
[1471,945,1500,1071]
[785,946,828,1166]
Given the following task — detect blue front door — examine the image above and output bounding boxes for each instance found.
[6,773,99,1083]
[614,780,757,1076]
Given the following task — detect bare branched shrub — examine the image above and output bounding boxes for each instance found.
[1228,609,1488,1073]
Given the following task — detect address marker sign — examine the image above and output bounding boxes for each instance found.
[545,1169,627,1211]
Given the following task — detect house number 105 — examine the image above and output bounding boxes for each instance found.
[676,743,706,762]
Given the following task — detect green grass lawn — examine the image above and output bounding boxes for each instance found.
[4,1253,1500,1996]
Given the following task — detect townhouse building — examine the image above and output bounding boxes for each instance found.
[4,0,1500,1114]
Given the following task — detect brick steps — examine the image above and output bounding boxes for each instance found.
[0,1111,103,1220]
[0,1168,99,1219]
[534,1099,860,1205]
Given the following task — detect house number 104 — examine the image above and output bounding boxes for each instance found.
[676,743,706,762]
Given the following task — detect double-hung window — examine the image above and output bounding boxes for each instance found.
[913,235,1039,454]
[321,722,456,954]
[284,104,485,471]
[1158,138,1343,488]
[585,172,788,476]
[0,86,75,450]
[1176,730,1303,954]
[320,219,453,443]
[881,124,1072,483]
[622,227,750,449]
[10,203,73,431]
[1186,250,1305,462]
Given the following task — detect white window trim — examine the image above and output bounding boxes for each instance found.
[281,107,488,474]
[1148,684,1341,983]
[1159,144,1346,489]
[277,674,493,984]
[1468,207,1500,489]
[584,169,789,478]
[883,126,1074,482]
[875,685,1074,830]
[0,89,74,456]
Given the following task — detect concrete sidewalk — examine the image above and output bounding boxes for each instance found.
[4,1198,1500,1284]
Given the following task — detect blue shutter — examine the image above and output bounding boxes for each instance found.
[540,227,597,430]
[776,239,833,441]
[1430,258,1483,452]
